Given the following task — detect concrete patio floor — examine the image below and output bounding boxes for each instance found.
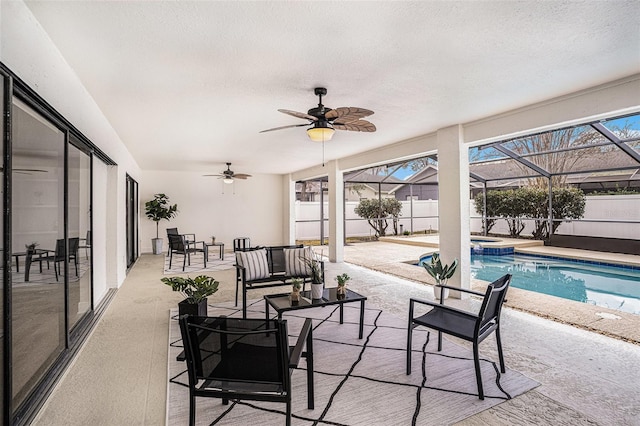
[32,241,640,425]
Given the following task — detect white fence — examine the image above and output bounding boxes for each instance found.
[295,195,640,241]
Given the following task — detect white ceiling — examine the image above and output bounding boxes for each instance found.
[24,1,640,175]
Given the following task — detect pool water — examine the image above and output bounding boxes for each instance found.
[469,254,640,315]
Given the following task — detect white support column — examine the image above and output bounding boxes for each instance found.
[327,160,344,262]
[437,125,470,296]
[282,174,296,245]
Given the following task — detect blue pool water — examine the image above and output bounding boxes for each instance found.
[421,254,640,315]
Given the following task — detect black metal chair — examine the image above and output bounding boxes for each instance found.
[167,227,196,255]
[40,237,80,281]
[79,230,91,259]
[179,316,314,426]
[168,234,207,271]
[406,274,512,399]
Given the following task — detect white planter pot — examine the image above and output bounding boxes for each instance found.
[152,238,163,255]
[311,283,324,300]
[433,285,449,301]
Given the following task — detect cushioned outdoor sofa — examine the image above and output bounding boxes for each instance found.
[235,245,324,318]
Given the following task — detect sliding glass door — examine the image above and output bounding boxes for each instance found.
[10,98,66,408]
[68,142,92,331]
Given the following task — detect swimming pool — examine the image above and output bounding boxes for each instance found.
[420,254,640,315]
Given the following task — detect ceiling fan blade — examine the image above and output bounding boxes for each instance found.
[325,107,374,122]
[333,119,377,132]
[278,109,318,121]
[233,174,252,179]
[203,174,223,177]
[259,123,309,133]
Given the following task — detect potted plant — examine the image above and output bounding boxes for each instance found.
[335,273,350,298]
[211,236,216,244]
[145,193,178,254]
[303,252,324,300]
[290,278,303,305]
[25,242,39,254]
[161,275,219,316]
[422,253,458,301]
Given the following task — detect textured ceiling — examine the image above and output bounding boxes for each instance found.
[24,1,640,175]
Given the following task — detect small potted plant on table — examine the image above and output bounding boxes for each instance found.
[161,275,219,316]
[303,252,324,300]
[290,278,302,305]
[335,273,350,299]
[422,253,458,301]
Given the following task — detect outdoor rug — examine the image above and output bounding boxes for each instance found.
[167,299,539,425]
[163,252,235,275]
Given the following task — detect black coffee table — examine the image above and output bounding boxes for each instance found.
[264,288,367,339]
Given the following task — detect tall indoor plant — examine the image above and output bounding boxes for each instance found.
[145,193,178,254]
[422,253,458,301]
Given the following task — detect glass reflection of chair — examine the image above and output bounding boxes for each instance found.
[79,230,91,259]
[40,237,80,281]
[179,316,314,426]
[168,234,207,271]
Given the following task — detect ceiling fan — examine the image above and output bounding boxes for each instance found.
[203,163,251,184]
[260,87,376,142]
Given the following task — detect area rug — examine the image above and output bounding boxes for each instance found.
[166,299,539,425]
[163,252,236,275]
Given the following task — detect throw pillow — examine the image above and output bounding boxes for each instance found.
[284,247,313,277]
[238,249,269,281]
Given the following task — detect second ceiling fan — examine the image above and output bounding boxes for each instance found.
[260,87,376,142]
[203,163,251,184]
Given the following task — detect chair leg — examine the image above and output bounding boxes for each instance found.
[285,399,291,426]
[182,253,187,271]
[189,393,196,426]
[495,327,506,373]
[169,251,173,269]
[54,261,59,281]
[437,330,442,351]
[473,342,484,400]
[406,323,413,375]
[74,257,78,276]
[306,325,314,409]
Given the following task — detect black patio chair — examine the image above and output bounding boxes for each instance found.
[167,227,196,254]
[406,274,512,399]
[168,234,207,271]
[40,237,79,281]
[79,230,91,259]
[179,315,314,426]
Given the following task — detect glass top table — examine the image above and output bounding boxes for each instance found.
[264,287,367,339]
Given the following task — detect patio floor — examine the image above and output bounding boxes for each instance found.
[32,242,640,425]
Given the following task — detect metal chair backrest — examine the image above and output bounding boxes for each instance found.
[179,316,289,393]
[168,234,186,252]
[475,274,511,337]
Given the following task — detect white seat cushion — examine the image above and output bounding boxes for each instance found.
[283,247,313,277]
[237,249,270,281]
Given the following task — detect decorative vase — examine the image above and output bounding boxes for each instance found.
[211,237,216,244]
[311,282,324,300]
[178,298,208,317]
[336,285,347,299]
[433,285,449,301]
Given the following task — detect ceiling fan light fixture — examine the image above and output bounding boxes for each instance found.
[307,122,335,142]
[223,177,234,184]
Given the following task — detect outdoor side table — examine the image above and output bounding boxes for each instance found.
[205,242,224,260]
[264,288,367,339]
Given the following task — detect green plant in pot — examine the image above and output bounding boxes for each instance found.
[145,193,178,255]
[303,252,324,300]
[335,273,350,298]
[422,253,458,301]
[290,278,303,305]
[161,275,219,317]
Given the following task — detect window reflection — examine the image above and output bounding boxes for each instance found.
[11,98,65,408]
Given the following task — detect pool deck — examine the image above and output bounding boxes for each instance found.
[337,235,640,344]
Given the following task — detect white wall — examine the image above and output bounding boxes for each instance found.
[1,1,142,287]
[140,171,284,252]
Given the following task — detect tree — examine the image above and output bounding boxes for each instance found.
[354,198,403,237]
[530,187,586,239]
[473,190,502,233]
[145,193,178,238]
